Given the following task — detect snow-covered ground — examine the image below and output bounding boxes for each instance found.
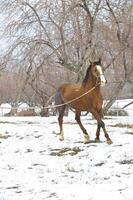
[110,99,133,116]
[0,112,133,200]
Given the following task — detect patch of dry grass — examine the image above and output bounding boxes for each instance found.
[0,121,10,124]
[0,132,11,139]
[49,147,82,156]
[51,121,77,125]
[110,123,133,128]
[125,131,133,135]
[117,159,133,165]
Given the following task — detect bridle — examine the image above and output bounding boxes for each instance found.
[95,73,105,85]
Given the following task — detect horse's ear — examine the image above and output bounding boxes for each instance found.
[89,60,92,65]
[98,58,101,64]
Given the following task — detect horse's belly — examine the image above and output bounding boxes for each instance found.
[69,96,102,112]
[68,98,91,111]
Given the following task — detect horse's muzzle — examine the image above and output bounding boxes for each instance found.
[100,74,107,87]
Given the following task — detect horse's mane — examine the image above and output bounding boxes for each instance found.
[82,64,91,84]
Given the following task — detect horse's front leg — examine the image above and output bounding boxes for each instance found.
[75,111,90,144]
[91,110,113,144]
[99,121,113,144]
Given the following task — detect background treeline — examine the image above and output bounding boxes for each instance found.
[0,0,132,113]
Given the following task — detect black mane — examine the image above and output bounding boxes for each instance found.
[82,64,91,84]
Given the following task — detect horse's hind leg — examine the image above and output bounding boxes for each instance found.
[75,111,90,144]
[58,106,65,141]
[55,90,65,141]
[95,122,101,142]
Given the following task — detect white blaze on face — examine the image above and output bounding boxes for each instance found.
[96,65,106,87]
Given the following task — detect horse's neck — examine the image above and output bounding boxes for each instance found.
[82,73,100,92]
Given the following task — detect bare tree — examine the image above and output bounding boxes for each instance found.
[103,0,133,113]
[0,0,103,103]
[0,0,132,112]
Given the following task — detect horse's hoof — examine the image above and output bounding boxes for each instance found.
[84,134,90,144]
[59,138,64,141]
[95,138,101,143]
[107,139,113,145]
[59,136,64,141]
[84,140,90,144]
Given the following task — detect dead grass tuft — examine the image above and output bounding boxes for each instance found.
[125,131,133,135]
[117,159,133,165]
[0,132,11,139]
[110,123,133,128]
[49,147,82,156]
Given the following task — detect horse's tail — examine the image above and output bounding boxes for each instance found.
[54,89,64,107]
[55,88,68,117]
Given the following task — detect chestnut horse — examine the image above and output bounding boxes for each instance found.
[55,59,112,144]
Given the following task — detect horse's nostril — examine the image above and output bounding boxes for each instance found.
[101,82,105,87]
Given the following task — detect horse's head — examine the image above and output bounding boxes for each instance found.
[91,58,107,87]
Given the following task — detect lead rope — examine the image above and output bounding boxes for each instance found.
[43,82,100,110]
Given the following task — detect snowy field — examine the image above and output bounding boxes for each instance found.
[0,111,133,200]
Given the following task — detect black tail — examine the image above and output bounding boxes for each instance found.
[55,89,68,117]
[55,90,64,106]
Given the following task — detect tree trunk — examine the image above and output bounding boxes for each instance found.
[122,101,133,109]
[103,81,125,114]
